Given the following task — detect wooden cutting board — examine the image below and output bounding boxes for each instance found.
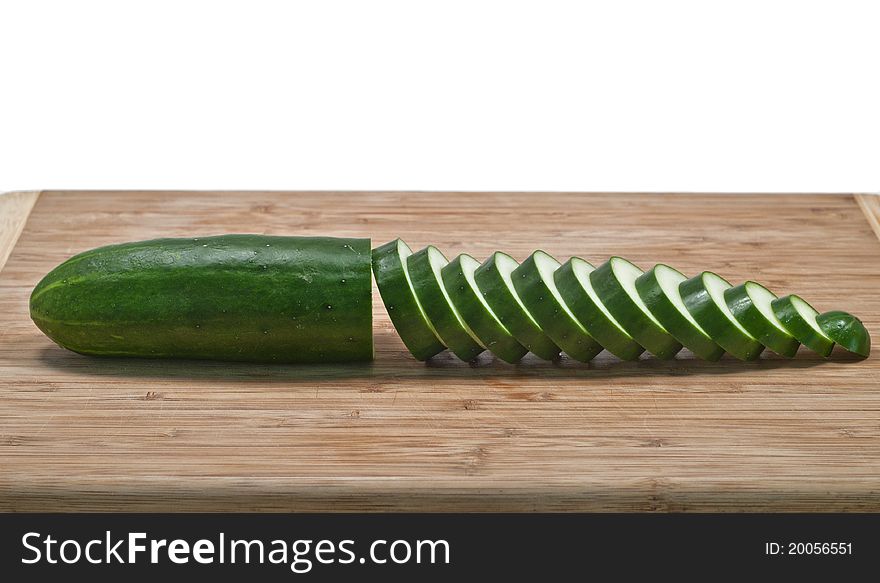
[1,190,879,512]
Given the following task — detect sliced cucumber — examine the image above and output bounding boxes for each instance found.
[511,251,603,362]
[555,257,644,360]
[371,239,446,360]
[473,252,561,360]
[589,257,682,359]
[817,310,870,358]
[406,245,485,361]
[680,272,764,361]
[442,254,528,363]
[771,295,834,357]
[725,281,800,357]
[635,264,725,361]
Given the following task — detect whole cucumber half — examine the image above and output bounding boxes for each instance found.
[372,238,445,360]
[30,235,373,363]
[406,245,485,361]
[635,264,724,361]
[442,254,528,363]
[590,257,682,359]
[816,310,870,358]
[473,252,561,361]
[771,295,834,357]
[725,281,800,358]
[555,257,645,361]
[680,272,764,361]
[511,251,603,362]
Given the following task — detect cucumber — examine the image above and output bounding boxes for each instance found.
[442,254,528,363]
[680,272,764,361]
[555,257,645,360]
[473,252,561,360]
[635,264,725,361]
[511,251,603,362]
[771,295,834,356]
[725,281,799,357]
[36,234,865,368]
[590,257,682,359]
[816,310,870,358]
[29,235,373,363]
[406,245,485,361]
[371,238,445,360]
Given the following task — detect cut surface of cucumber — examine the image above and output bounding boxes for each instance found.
[725,281,800,357]
[680,271,764,361]
[371,239,446,360]
[474,252,560,360]
[512,251,603,362]
[771,295,834,357]
[635,264,724,361]
[816,310,870,358]
[555,257,644,360]
[590,257,682,359]
[406,245,485,361]
[442,254,528,363]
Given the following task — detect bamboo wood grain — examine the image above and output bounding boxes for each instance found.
[1,191,878,512]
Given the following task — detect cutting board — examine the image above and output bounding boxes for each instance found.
[1,190,879,512]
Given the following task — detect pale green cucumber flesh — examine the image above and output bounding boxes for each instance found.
[442,254,528,363]
[473,252,561,361]
[635,264,724,361]
[725,281,799,358]
[590,257,682,359]
[680,272,764,361]
[771,295,834,357]
[511,251,603,362]
[816,310,870,358]
[555,257,644,360]
[406,246,485,361]
[371,239,445,360]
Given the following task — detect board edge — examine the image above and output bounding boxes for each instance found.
[0,190,41,275]
[854,193,880,243]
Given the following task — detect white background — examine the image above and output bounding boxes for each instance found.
[1,0,877,192]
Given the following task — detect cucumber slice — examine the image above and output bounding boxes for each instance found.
[555,257,645,360]
[680,272,764,361]
[635,264,725,361]
[590,257,682,359]
[817,310,871,358]
[511,251,603,362]
[725,281,800,357]
[372,239,446,360]
[474,252,561,360]
[771,295,834,357]
[406,245,485,361]
[442,254,528,363]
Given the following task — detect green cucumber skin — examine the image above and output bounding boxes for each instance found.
[555,259,645,361]
[511,253,603,362]
[371,239,445,360]
[473,254,560,361]
[772,295,834,357]
[30,235,373,363]
[816,310,870,358]
[635,266,725,362]
[724,284,799,358]
[679,274,764,361]
[589,259,682,359]
[442,256,528,364]
[406,247,485,362]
